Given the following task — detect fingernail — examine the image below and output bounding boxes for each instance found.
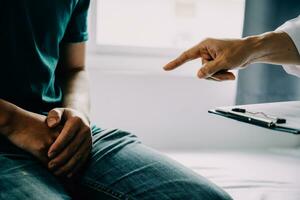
[48,151,56,159]
[48,118,57,127]
[198,71,205,78]
[210,76,221,81]
[163,63,172,70]
[48,162,55,169]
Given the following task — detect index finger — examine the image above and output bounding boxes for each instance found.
[163,45,202,71]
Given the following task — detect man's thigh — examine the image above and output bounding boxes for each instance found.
[77,128,232,200]
[0,138,71,200]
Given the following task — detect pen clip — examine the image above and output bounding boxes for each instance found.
[231,108,286,124]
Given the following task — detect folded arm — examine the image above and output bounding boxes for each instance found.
[0,99,60,164]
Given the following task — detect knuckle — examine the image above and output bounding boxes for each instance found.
[51,159,60,167]
[36,142,48,152]
[218,59,230,71]
[203,37,213,43]
[50,109,61,117]
[206,67,215,75]
[220,54,229,65]
[71,116,82,124]
[200,67,209,76]
[52,109,59,115]
[82,126,91,134]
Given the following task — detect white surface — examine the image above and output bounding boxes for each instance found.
[88,65,300,150]
[166,150,300,200]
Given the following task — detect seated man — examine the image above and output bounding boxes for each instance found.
[0,1,232,199]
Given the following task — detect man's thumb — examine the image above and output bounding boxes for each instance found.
[46,108,63,128]
[198,60,224,79]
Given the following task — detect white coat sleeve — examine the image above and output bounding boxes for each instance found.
[276,15,300,77]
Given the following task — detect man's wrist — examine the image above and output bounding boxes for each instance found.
[243,31,292,65]
[59,106,91,125]
[242,33,269,64]
[62,103,91,124]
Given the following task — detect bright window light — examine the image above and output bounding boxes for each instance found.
[96,0,245,49]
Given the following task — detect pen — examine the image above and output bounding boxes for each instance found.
[216,108,276,128]
[231,108,286,124]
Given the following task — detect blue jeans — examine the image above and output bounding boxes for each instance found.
[0,127,232,200]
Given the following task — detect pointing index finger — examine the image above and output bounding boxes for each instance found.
[163,45,202,71]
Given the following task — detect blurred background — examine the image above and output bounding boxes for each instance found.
[86,0,300,151]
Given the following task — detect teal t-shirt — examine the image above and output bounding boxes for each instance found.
[0,0,90,113]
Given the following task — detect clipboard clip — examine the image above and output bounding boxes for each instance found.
[231,108,286,124]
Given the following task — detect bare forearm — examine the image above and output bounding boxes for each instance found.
[60,69,91,120]
[164,30,300,81]
[0,99,20,136]
[245,31,300,66]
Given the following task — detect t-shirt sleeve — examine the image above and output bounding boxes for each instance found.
[62,0,90,43]
[276,15,300,77]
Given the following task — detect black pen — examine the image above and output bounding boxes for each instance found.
[215,108,276,128]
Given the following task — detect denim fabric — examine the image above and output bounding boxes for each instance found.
[0,128,232,200]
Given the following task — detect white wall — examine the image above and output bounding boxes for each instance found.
[87,54,300,151]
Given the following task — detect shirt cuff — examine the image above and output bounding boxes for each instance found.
[281,65,300,77]
[276,15,300,77]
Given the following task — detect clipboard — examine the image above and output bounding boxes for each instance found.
[209,101,300,135]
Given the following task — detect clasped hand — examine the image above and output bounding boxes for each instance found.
[8,108,92,178]
[46,108,92,178]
